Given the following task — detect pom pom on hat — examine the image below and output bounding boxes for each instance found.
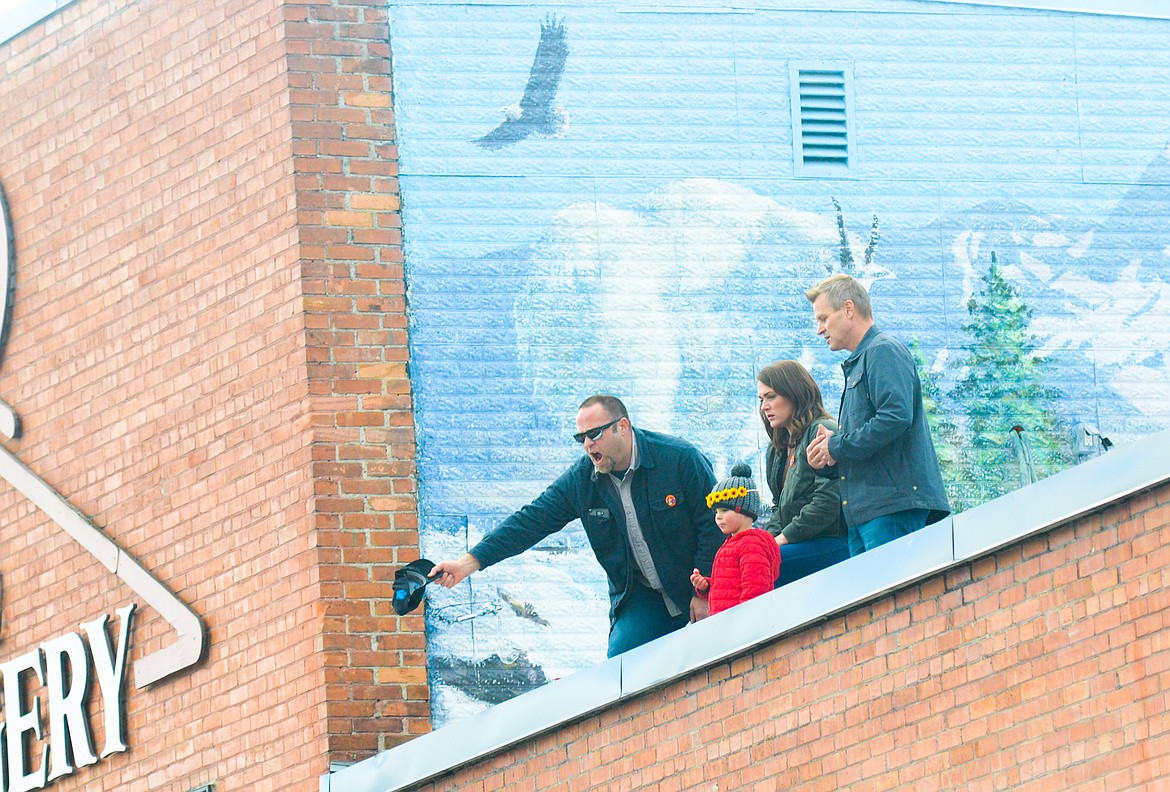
[729,462,752,478]
[706,463,761,520]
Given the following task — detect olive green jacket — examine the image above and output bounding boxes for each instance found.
[764,417,846,543]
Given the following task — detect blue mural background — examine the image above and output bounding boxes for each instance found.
[387,0,1170,724]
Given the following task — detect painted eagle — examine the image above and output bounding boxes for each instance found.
[475,15,569,149]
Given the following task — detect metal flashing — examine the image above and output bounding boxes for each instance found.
[951,425,1168,562]
[4,0,1167,49]
[325,426,1170,792]
[621,515,954,692]
[0,0,73,48]
[326,656,623,792]
[378,0,1170,20]
[924,1,1170,20]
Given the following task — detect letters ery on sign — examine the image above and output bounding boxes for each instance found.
[0,604,135,792]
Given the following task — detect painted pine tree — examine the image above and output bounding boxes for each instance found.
[909,338,971,512]
[830,196,879,274]
[949,254,1071,504]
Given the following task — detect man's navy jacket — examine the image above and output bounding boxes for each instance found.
[471,427,720,623]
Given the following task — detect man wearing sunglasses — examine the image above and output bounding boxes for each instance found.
[430,394,720,656]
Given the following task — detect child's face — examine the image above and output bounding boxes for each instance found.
[714,508,754,535]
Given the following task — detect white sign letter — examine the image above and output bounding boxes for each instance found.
[81,604,135,757]
[2,649,48,792]
[43,631,98,780]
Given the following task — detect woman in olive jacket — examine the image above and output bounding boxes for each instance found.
[758,361,849,586]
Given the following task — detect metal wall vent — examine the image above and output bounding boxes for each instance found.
[790,63,854,175]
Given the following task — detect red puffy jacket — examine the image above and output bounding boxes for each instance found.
[698,527,780,615]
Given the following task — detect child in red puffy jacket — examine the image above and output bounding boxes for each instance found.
[691,463,781,616]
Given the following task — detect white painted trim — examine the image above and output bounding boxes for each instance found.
[0,444,206,688]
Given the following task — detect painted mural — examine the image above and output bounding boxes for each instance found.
[386,1,1170,724]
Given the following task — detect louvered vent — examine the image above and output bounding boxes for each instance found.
[791,64,853,175]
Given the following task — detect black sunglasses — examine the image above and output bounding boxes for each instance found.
[573,417,622,444]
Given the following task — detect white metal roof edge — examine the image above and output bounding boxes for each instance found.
[0,0,72,49]
[5,0,1170,48]
[383,0,1170,20]
[922,1,1170,20]
[324,425,1170,792]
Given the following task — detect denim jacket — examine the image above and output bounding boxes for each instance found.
[824,326,950,527]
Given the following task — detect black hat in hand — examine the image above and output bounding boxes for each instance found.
[392,558,436,615]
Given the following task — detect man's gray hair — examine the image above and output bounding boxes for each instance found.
[806,273,873,320]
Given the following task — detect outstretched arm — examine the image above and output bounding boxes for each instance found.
[469,466,581,569]
[429,553,482,588]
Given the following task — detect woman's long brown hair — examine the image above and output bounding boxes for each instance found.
[757,360,831,455]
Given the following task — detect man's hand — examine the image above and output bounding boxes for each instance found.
[429,553,482,588]
[776,533,789,546]
[689,594,710,622]
[806,423,837,470]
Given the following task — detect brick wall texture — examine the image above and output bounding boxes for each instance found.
[0,0,422,790]
[410,480,1170,791]
[3,1,1170,791]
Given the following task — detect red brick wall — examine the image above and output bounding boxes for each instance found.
[0,0,420,790]
[6,1,1168,790]
[286,0,428,760]
[410,481,1170,791]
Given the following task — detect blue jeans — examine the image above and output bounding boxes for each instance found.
[775,537,851,587]
[607,581,689,657]
[848,508,929,556]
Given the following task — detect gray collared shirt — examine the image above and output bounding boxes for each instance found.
[598,440,683,617]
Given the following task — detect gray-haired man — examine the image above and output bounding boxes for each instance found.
[805,274,950,554]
